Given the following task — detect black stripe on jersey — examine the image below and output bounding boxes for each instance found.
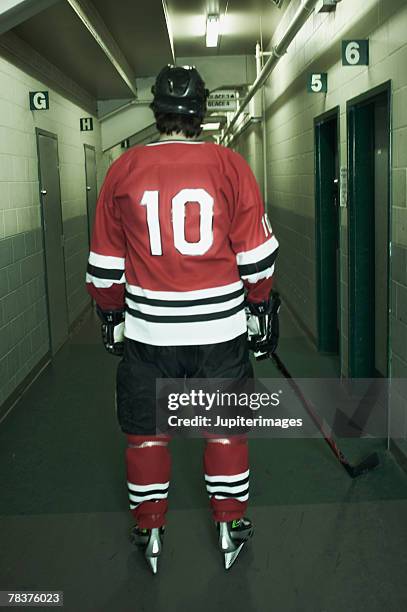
[126,302,244,324]
[128,487,168,497]
[205,475,250,488]
[125,286,244,308]
[87,263,124,280]
[208,487,249,498]
[237,247,279,276]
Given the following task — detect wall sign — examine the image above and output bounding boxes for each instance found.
[29,91,49,110]
[307,73,328,93]
[340,167,348,208]
[80,117,94,131]
[207,90,238,111]
[342,40,369,66]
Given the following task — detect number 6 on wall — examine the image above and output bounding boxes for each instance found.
[140,188,214,256]
[342,40,369,66]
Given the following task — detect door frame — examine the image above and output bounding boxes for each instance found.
[314,106,341,362]
[346,80,392,377]
[35,127,69,353]
[84,143,96,246]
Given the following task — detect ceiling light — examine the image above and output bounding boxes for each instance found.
[206,14,220,47]
[202,122,221,131]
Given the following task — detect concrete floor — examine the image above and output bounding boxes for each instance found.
[1,308,407,611]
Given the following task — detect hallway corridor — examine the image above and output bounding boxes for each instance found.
[1,1,407,608]
[1,310,407,611]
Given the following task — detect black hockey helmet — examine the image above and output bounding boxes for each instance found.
[150,65,209,118]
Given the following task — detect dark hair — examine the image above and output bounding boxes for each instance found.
[155,113,203,138]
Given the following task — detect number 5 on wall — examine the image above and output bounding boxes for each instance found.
[307,73,328,93]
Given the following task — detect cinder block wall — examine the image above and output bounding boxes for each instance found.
[235,0,407,456]
[0,55,108,407]
[236,0,407,377]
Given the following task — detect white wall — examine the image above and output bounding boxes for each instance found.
[0,54,110,407]
[235,0,407,454]
[236,0,407,372]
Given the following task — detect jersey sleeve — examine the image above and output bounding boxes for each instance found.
[85,161,126,310]
[227,150,279,303]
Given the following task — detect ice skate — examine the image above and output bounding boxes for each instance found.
[130,525,164,575]
[217,517,253,570]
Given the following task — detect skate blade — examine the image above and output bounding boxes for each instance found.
[224,542,245,570]
[146,556,158,575]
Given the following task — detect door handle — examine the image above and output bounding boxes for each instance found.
[333,179,339,209]
[41,189,47,195]
[86,186,91,191]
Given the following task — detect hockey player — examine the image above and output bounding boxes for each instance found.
[86,65,279,574]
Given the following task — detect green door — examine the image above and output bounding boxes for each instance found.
[348,104,376,377]
[36,129,69,355]
[315,113,340,356]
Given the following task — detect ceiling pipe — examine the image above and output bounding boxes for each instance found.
[221,0,318,142]
[99,98,152,122]
[66,0,138,97]
[226,115,255,148]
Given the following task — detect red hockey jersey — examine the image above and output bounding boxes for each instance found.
[86,140,278,346]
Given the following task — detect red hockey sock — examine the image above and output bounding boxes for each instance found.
[203,436,249,522]
[126,435,171,529]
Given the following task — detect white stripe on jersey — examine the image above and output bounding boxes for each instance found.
[241,264,275,284]
[124,309,247,346]
[123,282,247,345]
[125,294,244,317]
[85,272,126,288]
[126,280,243,301]
[146,140,206,146]
[236,235,279,266]
[88,251,125,269]
[86,251,126,287]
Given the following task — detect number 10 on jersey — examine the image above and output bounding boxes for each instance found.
[140,188,214,256]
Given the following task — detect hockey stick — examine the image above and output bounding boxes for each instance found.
[271,353,380,478]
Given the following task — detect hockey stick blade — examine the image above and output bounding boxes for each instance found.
[271,353,381,479]
[343,452,380,478]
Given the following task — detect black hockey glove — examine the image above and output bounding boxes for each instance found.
[246,291,281,360]
[96,305,125,357]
